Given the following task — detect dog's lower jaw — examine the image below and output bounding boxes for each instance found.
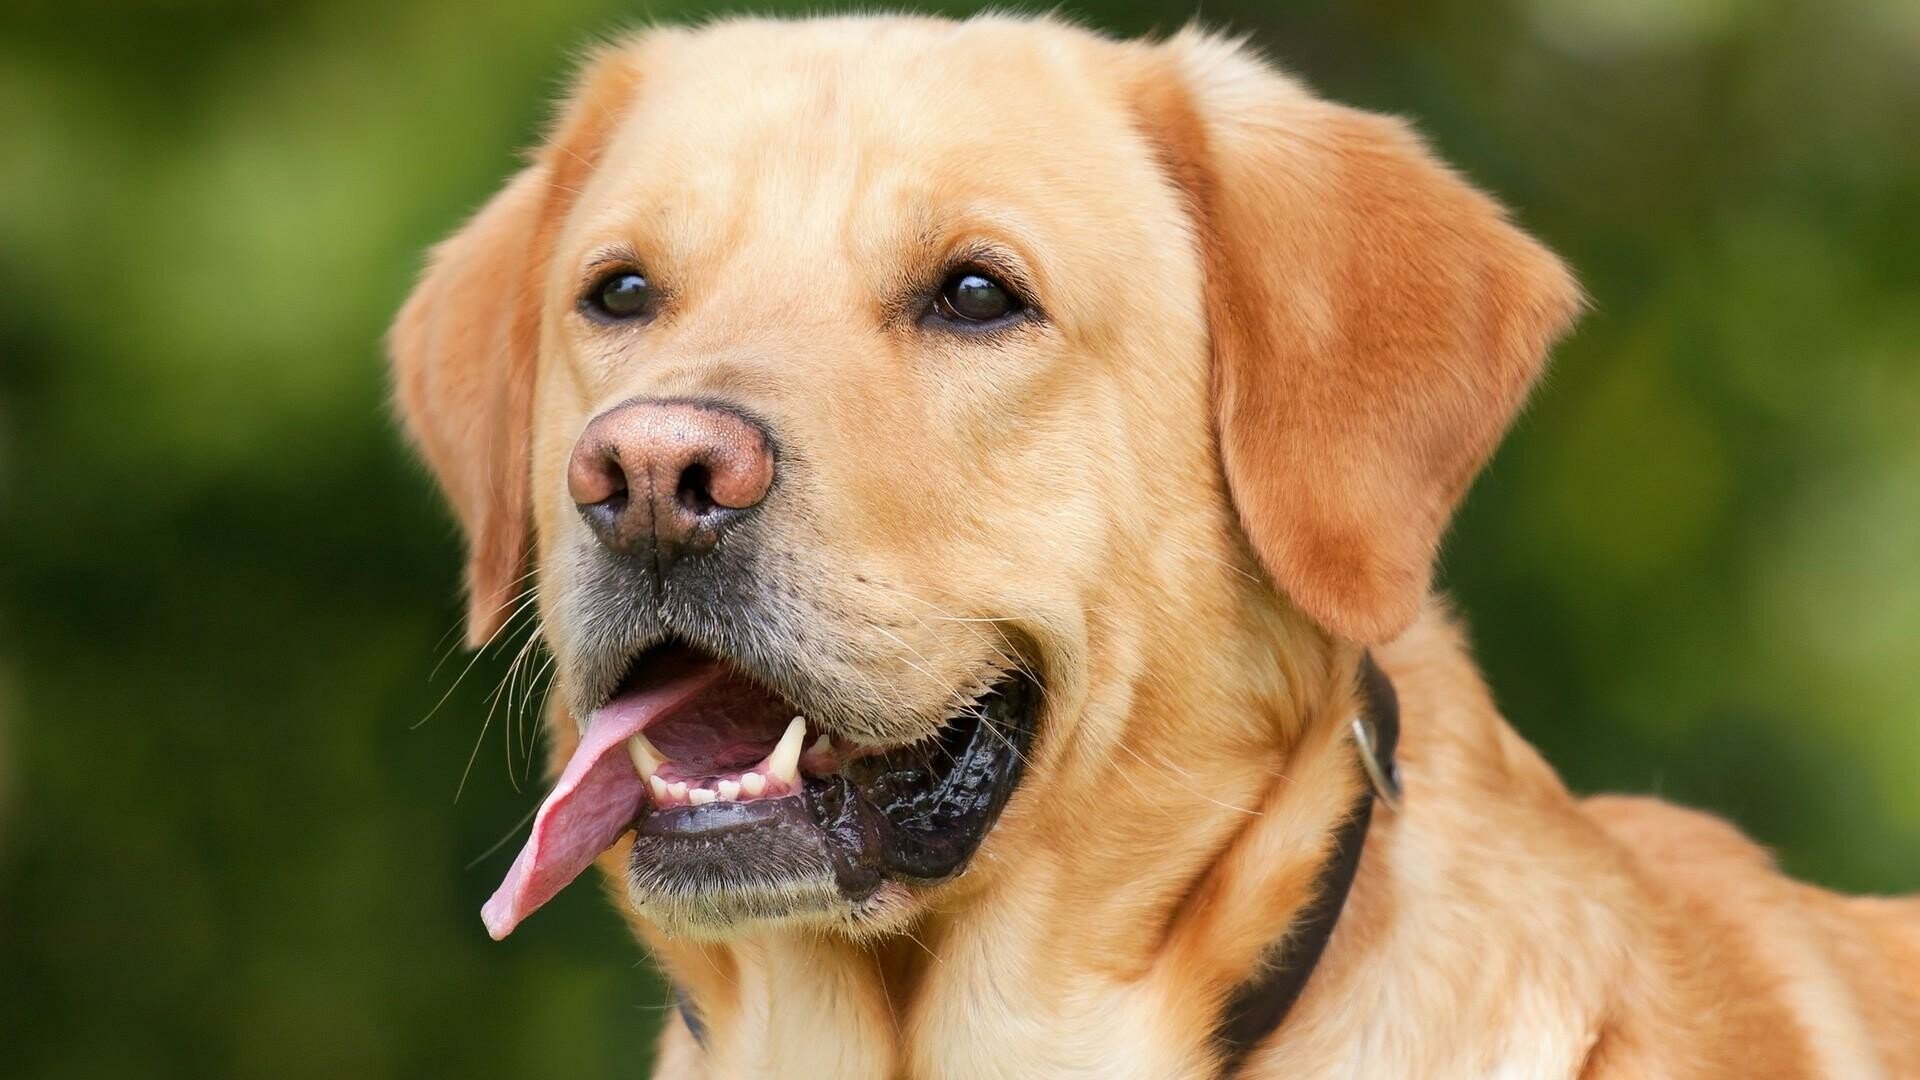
[623,793,914,939]
[625,793,847,937]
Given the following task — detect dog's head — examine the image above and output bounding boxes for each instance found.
[391,16,1578,940]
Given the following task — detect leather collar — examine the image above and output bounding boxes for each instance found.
[1210,652,1401,1077]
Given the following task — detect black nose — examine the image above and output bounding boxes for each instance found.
[567,400,775,575]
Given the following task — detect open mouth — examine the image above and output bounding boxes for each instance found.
[482,640,1037,938]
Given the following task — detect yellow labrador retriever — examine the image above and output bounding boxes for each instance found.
[390,14,1920,1077]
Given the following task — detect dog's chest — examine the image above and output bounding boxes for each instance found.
[703,946,1217,1079]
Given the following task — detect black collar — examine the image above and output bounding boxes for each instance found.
[671,656,1401,1071]
[1210,652,1401,1077]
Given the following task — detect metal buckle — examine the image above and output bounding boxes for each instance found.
[1351,714,1403,813]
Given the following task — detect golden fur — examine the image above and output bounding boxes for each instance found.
[391,14,1920,1077]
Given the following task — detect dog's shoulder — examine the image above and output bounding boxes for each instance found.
[1579,793,1920,1077]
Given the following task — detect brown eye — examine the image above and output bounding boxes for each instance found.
[585,271,654,321]
[933,270,1022,324]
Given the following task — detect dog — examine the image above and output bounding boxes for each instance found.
[389,14,1920,1077]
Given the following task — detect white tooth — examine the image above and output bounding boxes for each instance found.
[717,779,741,801]
[767,716,807,787]
[668,781,688,801]
[740,771,767,797]
[648,775,670,803]
[626,733,664,780]
[688,787,716,806]
[809,733,832,757]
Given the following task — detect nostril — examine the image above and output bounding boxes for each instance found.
[589,454,630,509]
[676,463,716,516]
[581,464,630,538]
[569,436,635,511]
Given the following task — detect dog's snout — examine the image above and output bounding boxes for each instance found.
[567,400,774,572]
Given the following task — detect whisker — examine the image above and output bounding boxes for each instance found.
[459,617,544,801]
[491,621,547,792]
[518,650,557,764]
[1108,737,1262,817]
[970,711,1037,772]
[523,660,562,785]
[411,590,541,732]
[870,948,899,1029]
[464,800,540,870]
[897,926,943,966]
[426,567,542,680]
[869,624,961,699]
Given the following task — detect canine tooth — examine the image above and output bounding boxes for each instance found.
[809,733,832,757]
[767,717,806,786]
[648,775,670,803]
[688,787,716,806]
[668,781,688,801]
[740,771,767,797]
[717,779,741,801]
[626,733,664,780]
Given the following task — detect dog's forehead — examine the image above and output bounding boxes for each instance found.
[623,18,1111,154]
[568,20,1143,270]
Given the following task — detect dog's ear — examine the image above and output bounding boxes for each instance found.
[390,49,642,648]
[1130,33,1582,643]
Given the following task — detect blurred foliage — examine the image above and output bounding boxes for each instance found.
[1,0,1916,1076]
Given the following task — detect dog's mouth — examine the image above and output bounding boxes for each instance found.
[482,640,1038,938]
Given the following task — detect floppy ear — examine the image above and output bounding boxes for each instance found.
[390,49,642,648]
[1132,33,1582,643]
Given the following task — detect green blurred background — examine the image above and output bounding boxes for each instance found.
[1,0,1915,1075]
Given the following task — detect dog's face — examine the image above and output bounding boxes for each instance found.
[392,17,1579,940]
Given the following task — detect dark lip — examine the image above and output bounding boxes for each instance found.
[626,664,1040,918]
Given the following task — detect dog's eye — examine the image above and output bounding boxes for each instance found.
[931,270,1023,325]
[584,271,655,321]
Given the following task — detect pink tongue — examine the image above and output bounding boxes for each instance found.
[481,659,726,939]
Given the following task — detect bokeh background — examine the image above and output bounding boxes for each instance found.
[2,0,1916,1075]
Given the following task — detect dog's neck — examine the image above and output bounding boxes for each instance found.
[637,606,1394,1078]
[1212,651,1397,1075]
